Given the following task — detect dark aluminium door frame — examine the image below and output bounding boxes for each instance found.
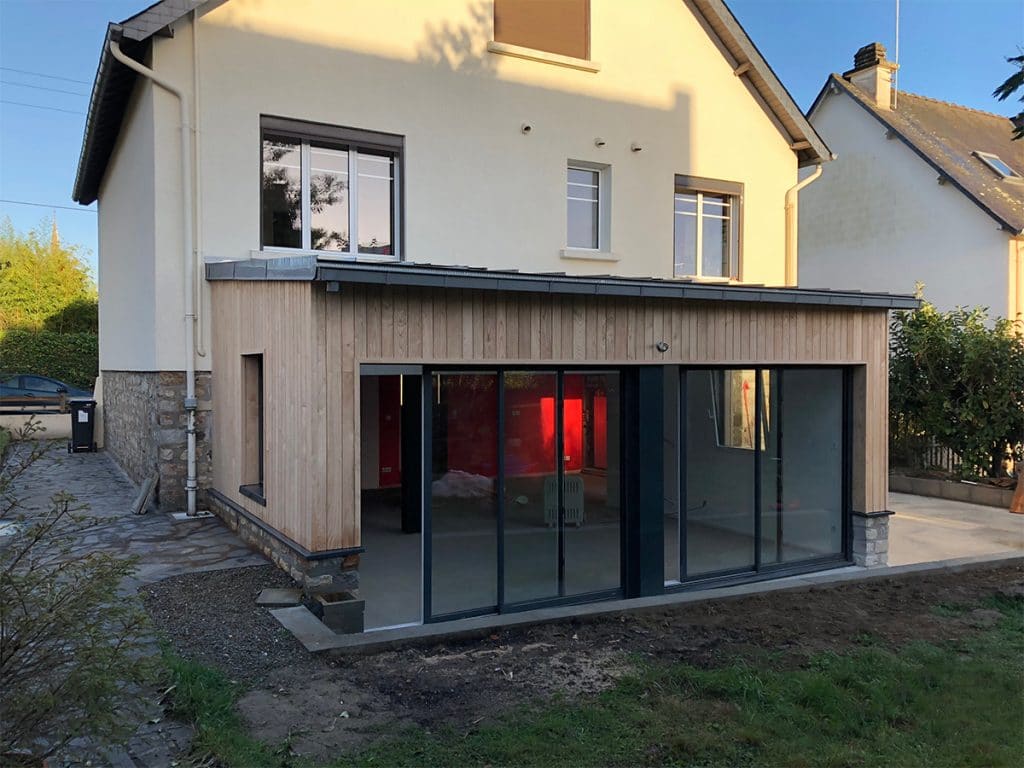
[669,365,854,592]
[421,365,629,624]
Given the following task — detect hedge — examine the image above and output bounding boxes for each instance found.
[0,330,98,390]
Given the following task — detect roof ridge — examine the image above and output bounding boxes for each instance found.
[832,75,1013,122]
[894,89,1015,121]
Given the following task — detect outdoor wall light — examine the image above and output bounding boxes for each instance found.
[655,341,670,353]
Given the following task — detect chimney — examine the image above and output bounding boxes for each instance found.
[843,42,898,110]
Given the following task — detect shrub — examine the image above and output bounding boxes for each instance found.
[0,420,154,765]
[890,301,1024,478]
[0,329,98,390]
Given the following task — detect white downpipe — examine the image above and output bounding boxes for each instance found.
[109,39,198,516]
[784,165,823,287]
[192,11,207,360]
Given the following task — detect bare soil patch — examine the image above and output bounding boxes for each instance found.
[143,562,1023,762]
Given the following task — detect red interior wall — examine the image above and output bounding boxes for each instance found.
[593,393,608,469]
[443,375,586,478]
[378,376,402,488]
[444,376,499,477]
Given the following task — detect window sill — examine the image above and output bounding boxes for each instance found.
[254,248,401,263]
[486,41,601,73]
[673,275,740,284]
[239,484,267,507]
[560,248,619,262]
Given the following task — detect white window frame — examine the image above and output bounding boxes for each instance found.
[565,161,610,253]
[974,150,1023,183]
[260,117,403,260]
[673,174,742,280]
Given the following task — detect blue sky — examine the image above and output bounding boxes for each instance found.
[0,0,1021,274]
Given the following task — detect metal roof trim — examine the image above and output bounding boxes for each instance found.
[206,259,921,310]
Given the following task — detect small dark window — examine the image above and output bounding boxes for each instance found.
[494,0,590,60]
[241,354,265,502]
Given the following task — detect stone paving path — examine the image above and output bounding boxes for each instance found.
[9,443,266,586]
[4,442,269,767]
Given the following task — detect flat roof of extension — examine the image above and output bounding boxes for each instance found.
[205,257,920,311]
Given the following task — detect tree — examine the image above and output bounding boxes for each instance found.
[0,218,97,332]
[890,301,1024,478]
[993,52,1024,141]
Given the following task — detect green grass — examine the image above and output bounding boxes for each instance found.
[0,427,10,459]
[163,595,1024,768]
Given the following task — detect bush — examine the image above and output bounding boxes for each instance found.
[0,421,154,765]
[0,329,98,390]
[890,301,1024,478]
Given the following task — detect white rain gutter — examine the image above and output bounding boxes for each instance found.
[784,164,823,287]
[109,39,199,517]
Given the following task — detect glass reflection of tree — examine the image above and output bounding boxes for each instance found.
[310,169,349,251]
[261,141,350,251]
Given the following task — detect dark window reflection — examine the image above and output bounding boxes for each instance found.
[261,135,301,248]
[310,143,349,251]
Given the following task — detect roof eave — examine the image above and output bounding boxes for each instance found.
[691,0,833,167]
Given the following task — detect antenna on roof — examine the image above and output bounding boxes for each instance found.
[893,0,901,109]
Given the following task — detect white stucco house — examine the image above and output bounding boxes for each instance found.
[71,1,916,634]
[800,43,1023,322]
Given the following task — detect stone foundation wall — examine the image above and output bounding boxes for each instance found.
[207,490,360,595]
[851,511,891,567]
[101,370,213,511]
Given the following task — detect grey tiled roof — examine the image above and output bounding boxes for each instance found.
[819,75,1023,234]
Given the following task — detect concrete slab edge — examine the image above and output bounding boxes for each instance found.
[269,551,1024,655]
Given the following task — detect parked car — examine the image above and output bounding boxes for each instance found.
[0,374,92,410]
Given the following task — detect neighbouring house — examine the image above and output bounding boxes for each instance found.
[800,43,1024,321]
[72,0,916,633]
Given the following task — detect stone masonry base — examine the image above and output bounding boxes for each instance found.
[851,511,891,567]
[100,370,212,512]
[208,490,360,595]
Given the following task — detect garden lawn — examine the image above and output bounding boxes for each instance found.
[166,592,1024,768]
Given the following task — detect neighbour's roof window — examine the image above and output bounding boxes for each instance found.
[973,151,1023,182]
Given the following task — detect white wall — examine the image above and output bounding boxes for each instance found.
[800,90,1011,316]
[97,76,158,371]
[149,0,798,291]
[99,0,809,372]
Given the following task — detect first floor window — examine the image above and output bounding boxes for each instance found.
[674,175,740,279]
[261,118,402,257]
[567,165,601,249]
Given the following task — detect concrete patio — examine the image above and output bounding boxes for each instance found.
[889,491,1024,566]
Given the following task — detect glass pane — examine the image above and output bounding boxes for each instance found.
[261,135,301,248]
[685,370,755,577]
[664,366,681,583]
[674,211,697,276]
[502,372,559,604]
[674,193,698,214]
[701,211,730,278]
[567,199,599,249]
[357,151,394,255]
[762,369,844,564]
[568,167,599,187]
[310,144,349,252]
[430,373,498,616]
[563,372,621,595]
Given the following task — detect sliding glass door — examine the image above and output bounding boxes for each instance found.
[427,368,623,621]
[671,367,847,584]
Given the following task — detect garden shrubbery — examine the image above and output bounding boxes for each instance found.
[0,330,98,390]
[890,300,1024,479]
